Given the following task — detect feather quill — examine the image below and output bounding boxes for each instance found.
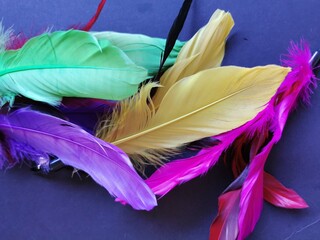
[152,9,234,108]
[0,30,149,106]
[153,0,193,82]
[0,108,157,210]
[98,65,289,167]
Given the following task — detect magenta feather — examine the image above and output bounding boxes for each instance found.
[146,141,227,197]
[147,41,315,238]
[237,40,314,239]
[145,105,273,197]
[0,108,157,210]
[263,172,308,209]
[237,140,272,239]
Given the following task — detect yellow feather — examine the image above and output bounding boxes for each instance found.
[97,65,290,167]
[97,82,158,143]
[96,82,167,168]
[152,9,235,107]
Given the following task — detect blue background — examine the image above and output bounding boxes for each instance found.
[0,0,320,239]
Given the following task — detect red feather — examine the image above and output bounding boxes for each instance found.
[6,0,107,50]
[210,189,241,240]
[263,172,308,209]
[80,0,107,31]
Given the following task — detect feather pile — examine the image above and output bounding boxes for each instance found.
[0,1,317,239]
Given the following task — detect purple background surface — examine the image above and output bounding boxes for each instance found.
[0,1,320,239]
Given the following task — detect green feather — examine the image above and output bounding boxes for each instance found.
[92,31,185,76]
[0,30,149,106]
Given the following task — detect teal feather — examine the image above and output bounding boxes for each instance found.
[0,30,149,106]
[92,31,184,75]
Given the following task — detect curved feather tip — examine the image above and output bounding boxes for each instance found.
[0,108,157,210]
[264,172,308,209]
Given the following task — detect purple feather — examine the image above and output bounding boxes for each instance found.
[0,133,49,170]
[0,108,157,210]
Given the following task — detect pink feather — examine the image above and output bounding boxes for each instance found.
[6,32,29,50]
[147,40,315,239]
[237,40,315,239]
[147,144,224,197]
[237,140,273,239]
